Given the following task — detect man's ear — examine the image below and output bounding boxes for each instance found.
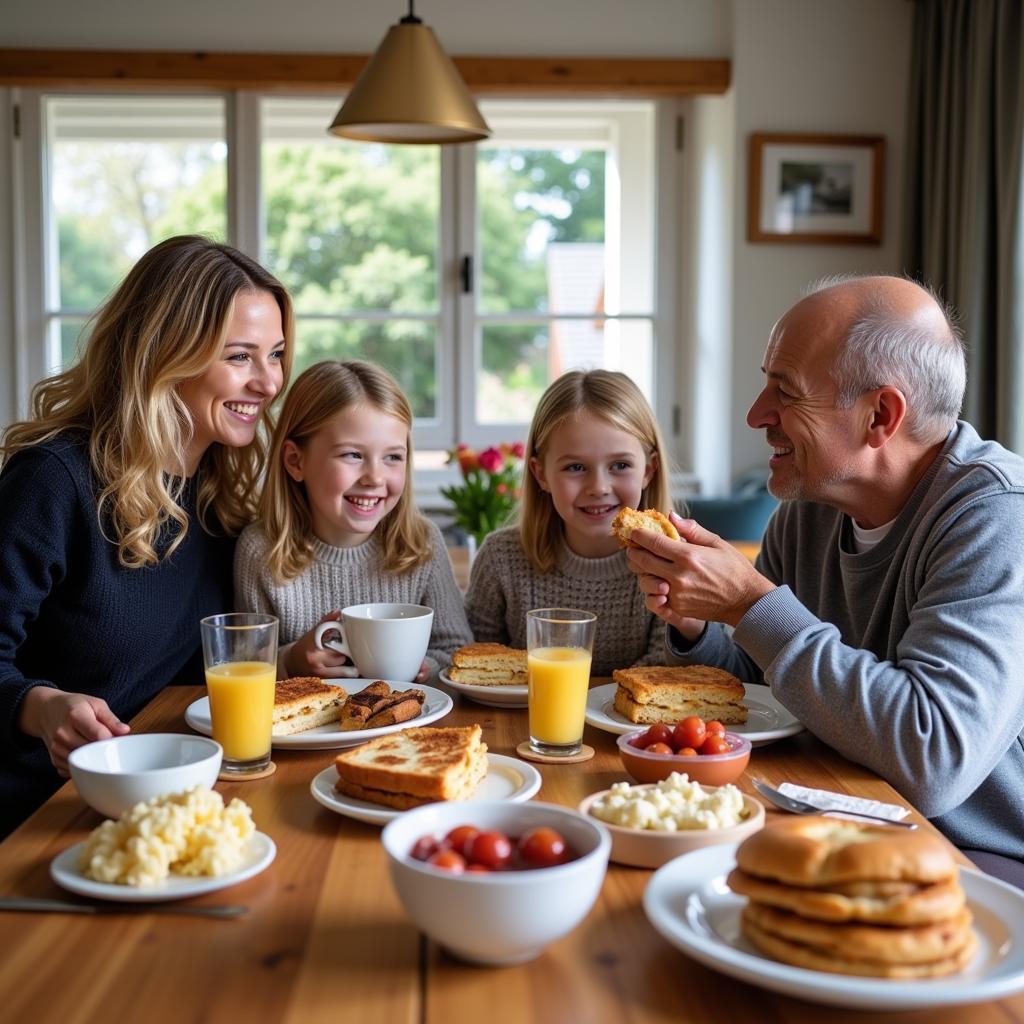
[529,456,549,492]
[282,440,305,482]
[865,386,908,448]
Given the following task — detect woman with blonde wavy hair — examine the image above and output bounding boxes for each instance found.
[234,359,471,682]
[0,234,292,836]
[465,369,672,675]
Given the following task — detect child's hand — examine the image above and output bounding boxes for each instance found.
[286,612,361,678]
[415,660,429,684]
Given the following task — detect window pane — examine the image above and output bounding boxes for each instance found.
[477,148,606,316]
[261,99,440,315]
[293,318,438,420]
[47,97,227,312]
[478,319,653,425]
[56,317,88,370]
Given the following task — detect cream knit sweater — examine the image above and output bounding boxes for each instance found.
[234,519,472,679]
[464,526,666,676]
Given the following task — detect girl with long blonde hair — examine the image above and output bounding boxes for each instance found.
[465,369,672,675]
[0,235,291,836]
[235,360,470,681]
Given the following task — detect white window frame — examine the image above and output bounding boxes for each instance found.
[7,88,684,500]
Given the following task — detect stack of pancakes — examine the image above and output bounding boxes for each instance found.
[728,816,976,978]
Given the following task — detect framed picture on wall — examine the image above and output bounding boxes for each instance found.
[747,133,885,244]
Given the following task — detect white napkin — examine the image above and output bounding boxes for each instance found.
[777,783,910,822]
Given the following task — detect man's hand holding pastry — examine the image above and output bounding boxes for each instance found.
[624,511,776,635]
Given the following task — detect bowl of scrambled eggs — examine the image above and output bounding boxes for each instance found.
[579,774,764,868]
[69,733,222,819]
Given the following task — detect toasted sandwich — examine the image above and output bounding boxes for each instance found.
[611,507,680,547]
[338,680,426,731]
[272,677,348,735]
[612,665,748,725]
[448,643,528,687]
[334,724,488,810]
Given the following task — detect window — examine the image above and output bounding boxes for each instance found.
[14,91,676,481]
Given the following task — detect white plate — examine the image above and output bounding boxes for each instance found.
[584,682,803,747]
[309,753,542,825]
[50,832,276,903]
[643,844,1024,1011]
[185,679,454,750]
[438,668,528,708]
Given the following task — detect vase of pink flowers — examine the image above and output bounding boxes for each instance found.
[441,442,525,557]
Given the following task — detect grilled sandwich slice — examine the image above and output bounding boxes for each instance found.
[333,724,488,810]
[448,643,528,687]
[612,665,748,725]
[272,677,348,735]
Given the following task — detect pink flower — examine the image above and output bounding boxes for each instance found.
[478,446,504,473]
[496,482,509,495]
[511,441,525,459]
[457,448,479,474]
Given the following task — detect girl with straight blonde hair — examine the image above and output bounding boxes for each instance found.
[235,360,470,681]
[465,369,672,675]
[0,235,292,836]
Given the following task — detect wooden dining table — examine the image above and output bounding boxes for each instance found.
[0,682,1020,1024]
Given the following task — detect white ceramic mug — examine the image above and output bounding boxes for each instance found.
[314,603,434,682]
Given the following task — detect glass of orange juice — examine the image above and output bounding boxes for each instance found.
[200,613,278,776]
[526,608,597,757]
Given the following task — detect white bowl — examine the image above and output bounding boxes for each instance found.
[579,787,764,869]
[68,733,223,819]
[381,800,611,966]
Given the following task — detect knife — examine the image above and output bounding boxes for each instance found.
[0,896,248,918]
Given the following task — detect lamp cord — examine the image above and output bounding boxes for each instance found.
[401,0,422,25]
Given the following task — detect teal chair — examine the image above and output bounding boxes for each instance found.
[679,472,778,541]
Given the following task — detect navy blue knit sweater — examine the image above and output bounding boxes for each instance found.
[0,434,234,835]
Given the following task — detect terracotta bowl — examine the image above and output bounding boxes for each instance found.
[579,787,764,869]
[617,729,751,786]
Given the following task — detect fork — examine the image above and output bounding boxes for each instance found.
[751,779,918,830]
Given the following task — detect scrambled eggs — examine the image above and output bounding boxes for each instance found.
[79,786,255,887]
[590,772,747,831]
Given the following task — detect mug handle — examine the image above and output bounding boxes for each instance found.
[314,620,353,660]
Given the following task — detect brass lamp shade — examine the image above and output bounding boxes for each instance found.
[328,19,491,144]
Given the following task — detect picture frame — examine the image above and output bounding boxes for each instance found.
[747,132,885,244]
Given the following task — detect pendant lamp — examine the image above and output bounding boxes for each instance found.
[328,1,491,144]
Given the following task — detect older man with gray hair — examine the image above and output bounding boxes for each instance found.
[627,275,1024,885]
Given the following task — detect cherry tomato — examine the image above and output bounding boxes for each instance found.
[642,724,673,747]
[701,733,731,756]
[630,734,650,749]
[410,835,440,861]
[646,742,674,755]
[705,720,726,736]
[676,747,698,757]
[427,848,466,873]
[444,824,481,858]
[465,863,492,874]
[518,826,568,867]
[673,716,707,751]
[466,829,513,869]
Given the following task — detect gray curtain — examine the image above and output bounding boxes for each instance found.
[903,0,1024,452]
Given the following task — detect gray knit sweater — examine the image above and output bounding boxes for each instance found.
[465,526,666,676]
[668,422,1024,860]
[234,519,472,679]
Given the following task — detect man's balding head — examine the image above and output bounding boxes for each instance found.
[793,275,966,444]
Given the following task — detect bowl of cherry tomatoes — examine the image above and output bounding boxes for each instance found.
[380,800,611,966]
[617,717,751,786]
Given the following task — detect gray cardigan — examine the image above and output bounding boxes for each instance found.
[669,421,1024,859]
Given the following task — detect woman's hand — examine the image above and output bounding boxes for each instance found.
[415,660,429,684]
[286,611,360,678]
[18,687,130,777]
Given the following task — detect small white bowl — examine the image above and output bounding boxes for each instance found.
[579,787,764,869]
[68,733,223,819]
[381,800,611,966]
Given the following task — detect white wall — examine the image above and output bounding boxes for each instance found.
[1,0,915,491]
[728,0,913,481]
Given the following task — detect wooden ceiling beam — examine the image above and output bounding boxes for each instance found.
[0,49,730,95]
